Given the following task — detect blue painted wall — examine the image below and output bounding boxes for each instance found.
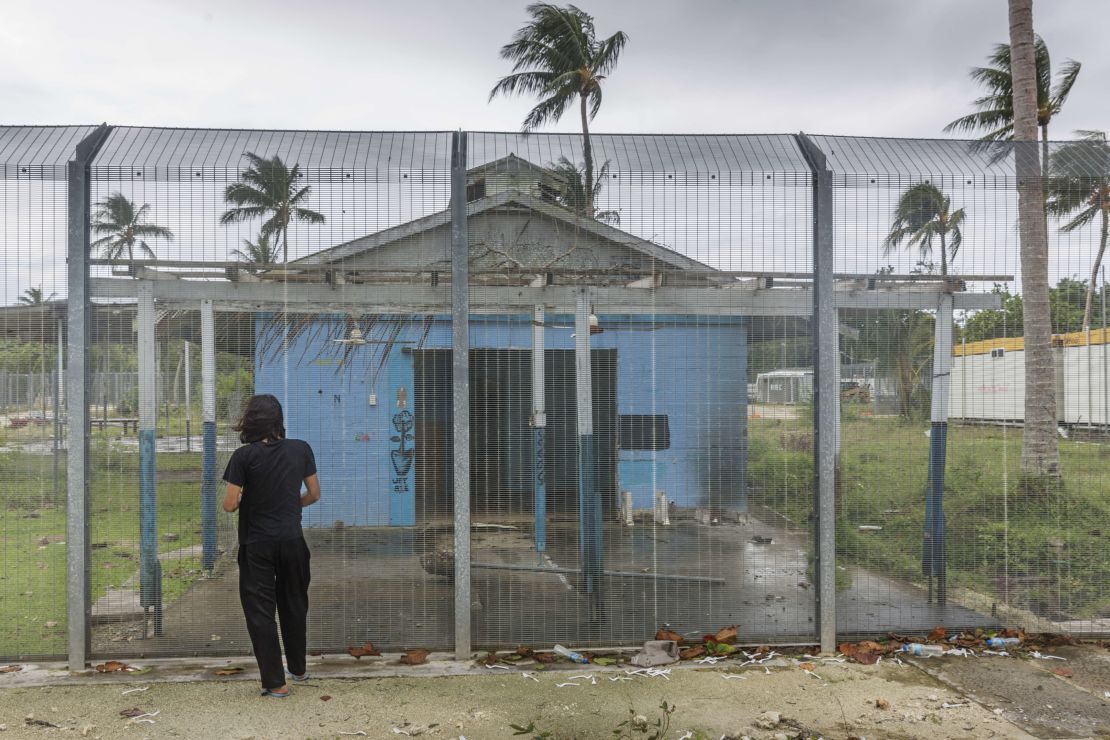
[255,314,747,527]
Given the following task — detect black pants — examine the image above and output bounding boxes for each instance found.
[237,536,311,689]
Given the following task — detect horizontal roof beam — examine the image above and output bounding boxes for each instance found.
[91,278,1001,316]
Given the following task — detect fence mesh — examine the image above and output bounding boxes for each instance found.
[1,126,1108,663]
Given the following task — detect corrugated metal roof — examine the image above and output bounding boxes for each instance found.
[0,126,97,178]
[468,132,811,174]
[812,134,1110,181]
[812,135,1017,179]
[91,128,454,174]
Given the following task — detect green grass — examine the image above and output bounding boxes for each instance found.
[748,411,1110,620]
[0,431,215,658]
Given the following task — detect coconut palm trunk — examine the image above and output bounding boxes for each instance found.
[580,93,594,213]
[1010,0,1060,477]
[1084,209,1110,330]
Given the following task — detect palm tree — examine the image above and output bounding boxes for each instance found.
[17,286,54,306]
[490,3,628,214]
[1009,0,1059,478]
[91,193,174,271]
[883,183,965,276]
[1047,131,1110,331]
[549,156,619,224]
[220,152,325,264]
[943,35,1080,171]
[230,231,281,269]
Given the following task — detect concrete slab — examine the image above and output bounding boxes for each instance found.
[914,648,1110,738]
[88,514,995,659]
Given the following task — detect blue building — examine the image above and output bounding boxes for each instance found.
[257,156,748,529]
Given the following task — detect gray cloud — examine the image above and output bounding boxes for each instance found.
[0,0,1104,137]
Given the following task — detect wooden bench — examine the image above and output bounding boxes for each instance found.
[91,417,139,434]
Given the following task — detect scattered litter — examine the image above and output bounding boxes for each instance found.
[95,660,142,673]
[721,674,747,681]
[942,702,970,709]
[555,682,580,688]
[347,641,381,660]
[764,666,771,674]
[1104,691,1110,699]
[695,656,722,665]
[630,640,679,667]
[1051,667,1074,678]
[391,730,411,737]
[821,657,847,663]
[567,674,594,681]
[552,644,589,664]
[1030,651,1067,661]
[399,649,429,666]
[484,664,510,671]
[0,665,23,674]
[982,650,1010,657]
[608,675,633,682]
[520,671,539,682]
[213,666,246,676]
[858,525,882,531]
[677,732,693,740]
[126,710,160,725]
[120,686,150,695]
[802,669,822,679]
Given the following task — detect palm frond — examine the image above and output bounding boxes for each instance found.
[522,89,577,131]
[1051,59,1082,112]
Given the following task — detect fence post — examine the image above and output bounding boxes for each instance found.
[200,300,217,571]
[450,131,472,660]
[797,133,837,653]
[137,282,163,636]
[66,125,109,671]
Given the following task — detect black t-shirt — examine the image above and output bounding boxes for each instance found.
[223,439,317,545]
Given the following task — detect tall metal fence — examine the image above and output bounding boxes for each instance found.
[2,125,1108,668]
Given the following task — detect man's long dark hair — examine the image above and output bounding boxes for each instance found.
[234,393,286,443]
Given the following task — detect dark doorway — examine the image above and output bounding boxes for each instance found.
[413,348,617,522]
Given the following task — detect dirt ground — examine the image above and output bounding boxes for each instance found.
[6,650,1106,740]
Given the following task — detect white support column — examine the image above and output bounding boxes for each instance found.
[531,305,547,554]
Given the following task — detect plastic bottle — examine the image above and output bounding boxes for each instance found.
[899,643,946,657]
[552,644,589,664]
[985,637,1021,648]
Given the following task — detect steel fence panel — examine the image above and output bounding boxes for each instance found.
[0,127,87,660]
[4,125,1108,664]
[820,134,1110,640]
[84,128,455,659]
[459,132,817,649]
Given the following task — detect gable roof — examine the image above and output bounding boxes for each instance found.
[294,187,715,275]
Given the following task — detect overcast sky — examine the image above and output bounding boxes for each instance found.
[2,0,1106,137]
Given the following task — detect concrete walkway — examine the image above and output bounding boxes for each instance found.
[4,648,1107,738]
